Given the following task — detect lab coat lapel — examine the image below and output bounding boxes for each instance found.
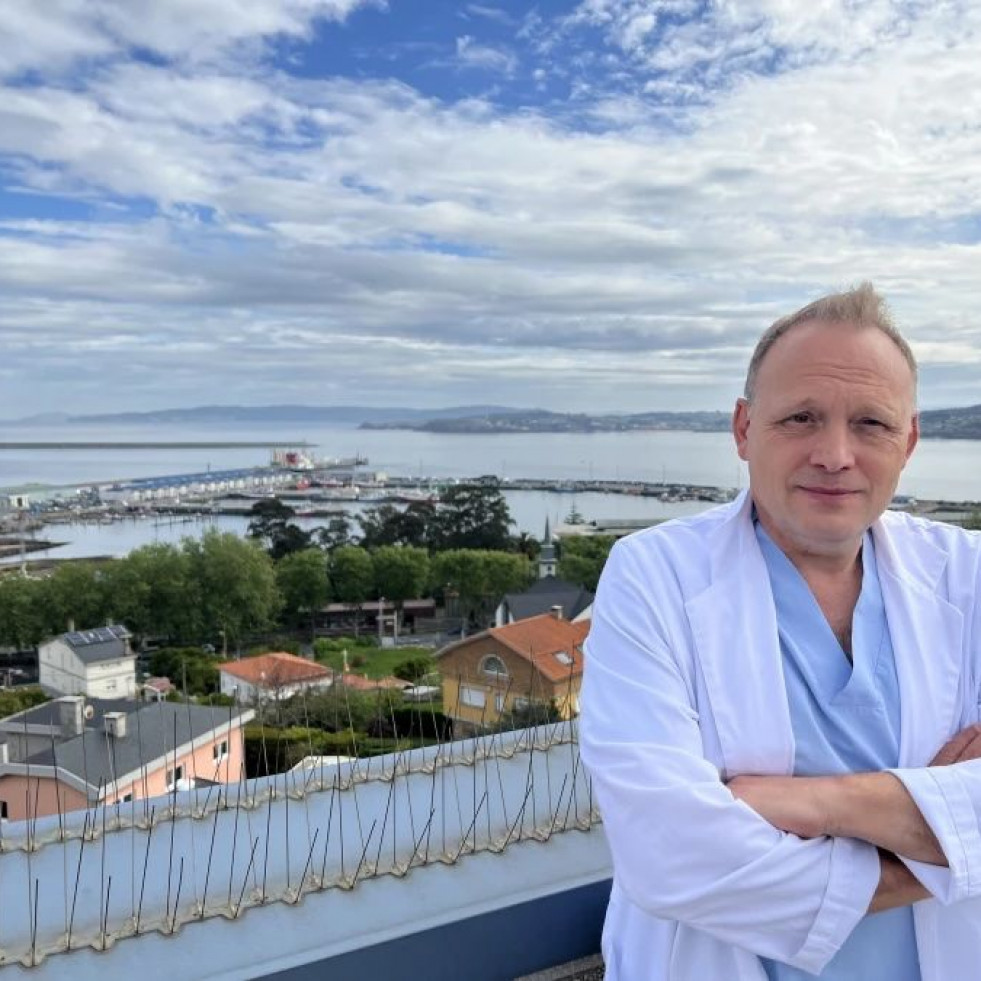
[686,492,795,778]
[873,518,963,766]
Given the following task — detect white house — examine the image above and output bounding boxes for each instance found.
[38,625,137,699]
[219,651,334,704]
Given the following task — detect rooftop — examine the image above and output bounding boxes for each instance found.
[53,624,133,664]
[219,651,332,688]
[20,700,252,792]
[441,614,590,684]
[501,575,593,623]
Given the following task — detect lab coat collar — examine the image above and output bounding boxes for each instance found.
[872,515,963,766]
[686,491,962,775]
[685,490,795,777]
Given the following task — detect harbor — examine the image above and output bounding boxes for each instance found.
[2,428,981,567]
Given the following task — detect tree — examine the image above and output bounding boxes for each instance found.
[149,647,220,696]
[316,516,354,551]
[122,543,202,643]
[371,545,430,607]
[329,545,375,636]
[393,655,435,684]
[358,501,436,550]
[557,535,616,592]
[247,499,311,560]
[41,562,109,634]
[430,549,487,624]
[276,549,331,640]
[101,558,152,638]
[186,530,281,654]
[247,499,297,542]
[481,551,533,600]
[0,576,47,649]
[269,523,313,561]
[329,546,375,604]
[431,549,530,626]
[431,483,514,551]
[511,531,541,561]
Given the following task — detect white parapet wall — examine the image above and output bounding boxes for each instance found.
[0,722,611,979]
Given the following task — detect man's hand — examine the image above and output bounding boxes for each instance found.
[931,724,981,766]
[870,850,930,913]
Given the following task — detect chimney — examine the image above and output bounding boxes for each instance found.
[550,605,563,620]
[0,742,8,764]
[104,712,127,739]
[58,696,86,738]
[67,618,75,633]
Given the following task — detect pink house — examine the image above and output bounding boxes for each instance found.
[0,696,254,824]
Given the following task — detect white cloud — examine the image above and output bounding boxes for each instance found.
[1,1,981,414]
[455,35,518,75]
[0,0,380,78]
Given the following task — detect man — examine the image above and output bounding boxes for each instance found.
[580,284,981,980]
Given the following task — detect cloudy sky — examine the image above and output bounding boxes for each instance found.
[1,0,980,418]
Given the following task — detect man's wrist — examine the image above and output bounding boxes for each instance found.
[819,773,862,840]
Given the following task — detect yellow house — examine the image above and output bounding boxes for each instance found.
[437,612,589,734]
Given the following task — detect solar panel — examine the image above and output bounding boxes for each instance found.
[63,624,130,646]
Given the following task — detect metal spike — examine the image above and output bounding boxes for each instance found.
[68,812,91,949]
[101,874,112,949]
[136,805,157,934]
[451,791,487,863]
[169,859,184,934]
[201,786,221,919]
[294,828,320,903]
[233,838,260,918]
[30,877,38,967]
[318,773,338,886]
[352,819,377,886]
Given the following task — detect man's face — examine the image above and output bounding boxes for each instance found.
[733,321,919,565]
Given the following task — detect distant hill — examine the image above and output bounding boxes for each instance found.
[360,409,732,434]
[10,403,981,438]
[11,405,531,426]
[363,404,981,439]
[918,404,981,439]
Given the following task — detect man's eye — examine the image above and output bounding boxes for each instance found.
[859,418,885,428]
[785,413,812,424]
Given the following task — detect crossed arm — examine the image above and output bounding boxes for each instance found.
[728,724,981,912]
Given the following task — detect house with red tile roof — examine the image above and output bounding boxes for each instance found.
[335,673,411,693]
[436,611,589,733]
[219,651,333,704]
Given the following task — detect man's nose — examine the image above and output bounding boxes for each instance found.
[809,424,855,471]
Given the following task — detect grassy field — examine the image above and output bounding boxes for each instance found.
[314,644,438,680]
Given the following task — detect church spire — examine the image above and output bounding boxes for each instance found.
[538,517,557,579]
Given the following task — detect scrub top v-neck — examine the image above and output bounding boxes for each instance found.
[754,522,921,981]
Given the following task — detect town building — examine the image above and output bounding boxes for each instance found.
[495,575,594,627]
[315,597,438,639]
[334,672,410,693]
[0,723,608,980]
[38,624,137,699]
[0,694,253,822]
[538,518,559,578]
[437,611,589,733]
[219,650,334,704]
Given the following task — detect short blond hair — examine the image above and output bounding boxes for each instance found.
[744,283,917,402]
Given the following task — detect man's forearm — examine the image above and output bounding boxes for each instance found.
[824,772,946,866]
[729,771,947,865]
[870,850,930,913]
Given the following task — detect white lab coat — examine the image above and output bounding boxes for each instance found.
[580,490,981,980]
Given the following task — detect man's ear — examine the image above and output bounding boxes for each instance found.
[905,412,920,463]
[732,398,751,462]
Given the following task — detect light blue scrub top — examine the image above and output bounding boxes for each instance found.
[754,523,921,981]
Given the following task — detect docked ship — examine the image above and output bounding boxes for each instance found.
[270,448,369,471]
